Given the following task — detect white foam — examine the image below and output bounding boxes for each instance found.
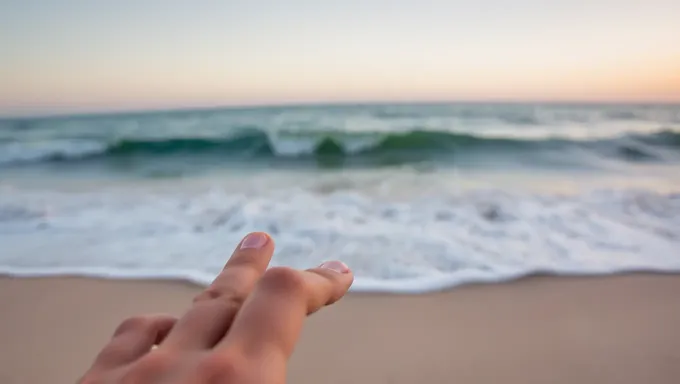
[1,185,679,293]
[265,130,383,156]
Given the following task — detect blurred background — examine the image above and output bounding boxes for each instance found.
[1,1,679,292]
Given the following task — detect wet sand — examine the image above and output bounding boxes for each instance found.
[1,273,679,383]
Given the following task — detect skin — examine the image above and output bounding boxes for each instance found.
[78,232,354,383]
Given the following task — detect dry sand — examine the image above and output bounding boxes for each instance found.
[1,274,679,383]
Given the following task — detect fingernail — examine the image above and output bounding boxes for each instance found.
[240,233,269,249]
[319,260,350,274]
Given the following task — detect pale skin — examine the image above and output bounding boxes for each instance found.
[79,232,354,383]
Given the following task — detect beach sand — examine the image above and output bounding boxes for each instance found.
[1,274,679,383]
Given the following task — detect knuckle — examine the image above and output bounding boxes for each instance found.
[261,267,307,296]
[114,315,151,336]
[193,286,225,302]
[193,286,246,308]
[197,353,247,381]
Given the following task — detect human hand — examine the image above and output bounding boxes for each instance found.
[79,232,353,383]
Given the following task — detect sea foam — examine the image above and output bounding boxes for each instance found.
[1,185,678,293]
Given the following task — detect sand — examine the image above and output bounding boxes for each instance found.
[1,273,679,383]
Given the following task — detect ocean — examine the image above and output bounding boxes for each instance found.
[1,103,679,293]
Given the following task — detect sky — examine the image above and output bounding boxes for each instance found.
[1,0,680,116]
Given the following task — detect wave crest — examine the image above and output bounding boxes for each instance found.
[1,129,679,166]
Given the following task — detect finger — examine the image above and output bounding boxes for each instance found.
[162,232,274,349]
[91,314,176,369]
[219,261,353,361]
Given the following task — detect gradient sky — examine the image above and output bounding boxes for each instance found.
[1,0,680,116]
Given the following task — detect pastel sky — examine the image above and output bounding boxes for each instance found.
[1,0,680,116]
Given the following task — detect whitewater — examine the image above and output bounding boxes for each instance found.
[1,103,679,293]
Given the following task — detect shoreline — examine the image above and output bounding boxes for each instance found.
[3,267,680,294]
[2,273,680,383]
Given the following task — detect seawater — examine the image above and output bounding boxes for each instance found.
[1,103,679,293]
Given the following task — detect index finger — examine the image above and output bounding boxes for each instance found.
[219,261,353,360]
[162,232,274,349]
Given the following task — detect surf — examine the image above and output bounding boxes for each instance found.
[1,128,679,167]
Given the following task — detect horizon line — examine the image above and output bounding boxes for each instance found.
[3,98,680,120]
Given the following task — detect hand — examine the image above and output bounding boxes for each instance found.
[79,232,353,383]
